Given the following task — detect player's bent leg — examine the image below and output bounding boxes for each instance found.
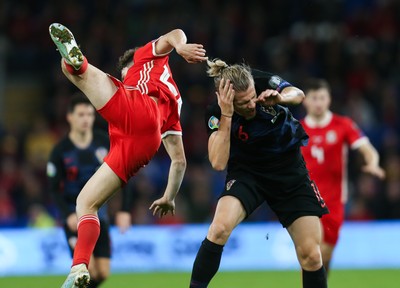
[50,23,117,110]
[287,216,322,270]
[321,242,335,273]
[206,195,247,245]
[287,216,327,288]
[189,196,246,288]
[62,164,122,288]
[61,61,118,110]
[87,257,110,288]
[87,255,98,280]
[76,163,123,217]
[320,211,341,275]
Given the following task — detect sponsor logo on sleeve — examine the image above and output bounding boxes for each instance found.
[268,76,282,89]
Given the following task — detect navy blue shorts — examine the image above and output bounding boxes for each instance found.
[221,149,329,227]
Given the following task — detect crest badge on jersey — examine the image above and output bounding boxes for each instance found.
[208,116,220,130]
[47,162,56,177]
[312,135,324,144]
[260,105,277,116]
[226,179,236,191]
[326,130,337,144]
[95,147,108,163]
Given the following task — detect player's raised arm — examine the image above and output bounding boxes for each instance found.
[154,29,207,63]
[208,78,234,171]
[255,86,305,106]
[279,86,305,105]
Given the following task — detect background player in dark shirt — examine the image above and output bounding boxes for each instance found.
[48,94,126,288]
[189,59,329,288]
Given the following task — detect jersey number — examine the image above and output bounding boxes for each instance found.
[160,65,178,96]
[160,65,182,115]
[238,126,249,142]
[311,145,325,164]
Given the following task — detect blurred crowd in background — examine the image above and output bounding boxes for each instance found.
[0,0,399,228]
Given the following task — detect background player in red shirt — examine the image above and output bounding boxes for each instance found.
[49,23,207,288]
[300,78,385,275]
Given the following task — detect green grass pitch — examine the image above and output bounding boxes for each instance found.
[0,269,398,288]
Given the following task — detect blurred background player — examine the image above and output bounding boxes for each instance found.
[47,94,125,287]
[300,78,386,274]
[189,59,329,288]
[49,23,206,288]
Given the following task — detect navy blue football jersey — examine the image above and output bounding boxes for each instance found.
[205,70,308,169]
[47,130,110,221]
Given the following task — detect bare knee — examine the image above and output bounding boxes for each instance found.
[207,221,233,245]
[76,192,100,216]
[296,243,323,271]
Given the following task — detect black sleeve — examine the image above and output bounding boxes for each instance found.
[47,143,71,219]
[251,69,293,95]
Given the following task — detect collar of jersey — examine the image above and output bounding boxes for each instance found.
[304,111,333,128]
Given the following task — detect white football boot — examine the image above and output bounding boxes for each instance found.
[49,23,84,70]
[61,263,90,288]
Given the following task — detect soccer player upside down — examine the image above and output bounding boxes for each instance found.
[49,23,207,288]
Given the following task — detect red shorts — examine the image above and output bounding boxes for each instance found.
[97,77,161,183]
[320,203,344,245]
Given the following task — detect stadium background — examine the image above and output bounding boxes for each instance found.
[0,0,399,286]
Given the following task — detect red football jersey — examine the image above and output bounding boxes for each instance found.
[300,111,368,206]
[124,39,182,137]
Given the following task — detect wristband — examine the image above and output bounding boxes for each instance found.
[221,114,233,118]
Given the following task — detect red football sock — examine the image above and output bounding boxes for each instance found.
[64,56,88,75]
[72,214,100,267]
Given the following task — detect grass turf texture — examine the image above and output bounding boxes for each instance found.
[0,269,397,288]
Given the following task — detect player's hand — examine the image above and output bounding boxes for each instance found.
[362,164,386,180]
[67,213,78,232]
[216,78,234,117]
[149,196,175,218]
[115,211,131,234]
[175,43,207,63]
[255,89,283,106]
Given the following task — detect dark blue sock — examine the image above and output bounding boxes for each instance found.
[189,238,224,288]
[87,279,100,288]
[302,266,327,288]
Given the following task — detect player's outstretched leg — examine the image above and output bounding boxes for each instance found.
[49,22,117,109]
[49,23,84,70]
[61,263,90,288]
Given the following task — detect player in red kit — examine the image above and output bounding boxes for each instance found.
[119,37,184,139]
[49,23,207,288]
[300,78,385,275]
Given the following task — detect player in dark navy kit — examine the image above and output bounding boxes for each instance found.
[48,95,119,288]
[189,59,329,288]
